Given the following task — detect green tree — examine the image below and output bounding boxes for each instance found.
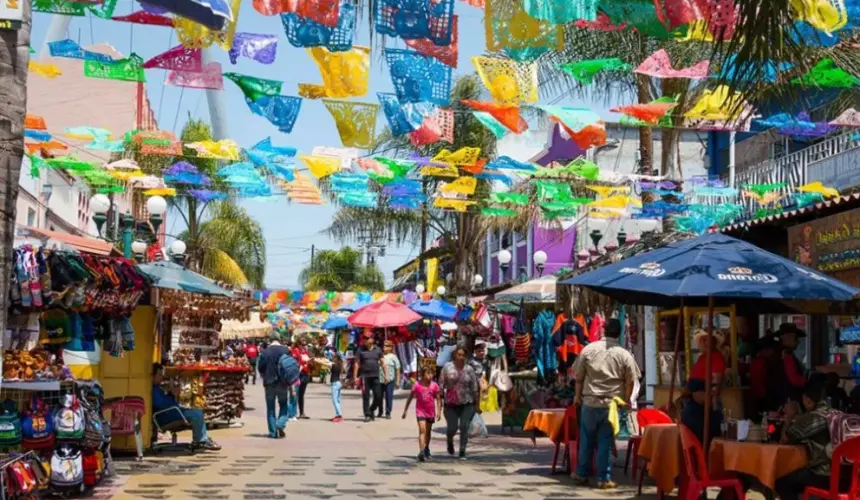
[324,75,534,293]
[298,247,385,291]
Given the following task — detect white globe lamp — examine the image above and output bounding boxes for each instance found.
[534,250,548,276]
[415,284,425,294]
[437,285,446,296]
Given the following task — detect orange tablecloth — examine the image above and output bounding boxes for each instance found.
[638,424,681,494]
[523,409,566,444]
[709,439,808,490]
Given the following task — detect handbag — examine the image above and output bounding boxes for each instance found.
[490,370,513,392]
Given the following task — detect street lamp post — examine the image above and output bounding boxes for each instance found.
[533,250,548,277]
[498,249,512,281]
[92,194,169,260]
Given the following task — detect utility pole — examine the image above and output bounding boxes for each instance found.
[310,244,315,273]
[419,178,428,286]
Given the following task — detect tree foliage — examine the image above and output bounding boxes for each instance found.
[298,247,385,291]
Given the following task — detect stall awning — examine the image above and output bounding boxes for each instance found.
[493,275,558,303]
[137,260,233,296]
[17,226,114,255]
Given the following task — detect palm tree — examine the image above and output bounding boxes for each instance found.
[324,75,534,293]
[298,246,385,291]
[0,2,30,350]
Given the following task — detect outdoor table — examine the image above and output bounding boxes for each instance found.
[523,408,566,443]
[638,423,686,495]
[709,439,808,490]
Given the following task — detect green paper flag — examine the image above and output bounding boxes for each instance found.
[559,58,631,84]
[368,170,395,185]
[541,200,588,211]
[97,185,126,194]
[534,180,574,201]
[565,157,600,180]
[46,156,96,172]
[792,58,859,88]
[542,207,579,219]
[482,207,517,217]
[88,0,119,19]
[224,73,283,102]
[81,169,116,186]
[84,54,145,82]
[33,0,87,15]
[744,182,785,196]
[473,112,509,139]
[489,192,529,205]
[376,157,412,178]
[26,153,43,178]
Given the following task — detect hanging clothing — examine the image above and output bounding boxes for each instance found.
[588,313,605,343]
[532,310,557,379]
[552,314,587,368]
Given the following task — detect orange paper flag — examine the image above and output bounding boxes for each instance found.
[461,100,528,133]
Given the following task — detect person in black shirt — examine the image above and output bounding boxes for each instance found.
[331,354,344,422]
[354,334,384,422]
[257,334,291,438]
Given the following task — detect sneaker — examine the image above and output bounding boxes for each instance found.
[447,440,455,456]
[572,475,589,487]
[299,414,310,420]
[423,448,431,459]
[200,439,221,451]
[289,417,298,422]
[364,416,373,423]
[596,481,617,490]
[277,428,286,439]
[458,451,466,461]
[384,414,391,419]
[332,416,343,422]
[417,453,425,462]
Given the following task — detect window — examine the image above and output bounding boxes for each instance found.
[26,208,36,227]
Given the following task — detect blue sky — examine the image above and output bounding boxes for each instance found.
[31,1,607,289]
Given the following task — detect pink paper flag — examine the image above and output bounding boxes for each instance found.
[164,62,223,90]
[829,108,860,128]
[634,49,709,79]
[143,44,202,71]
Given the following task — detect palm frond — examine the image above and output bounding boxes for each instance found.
[201,248,250,286]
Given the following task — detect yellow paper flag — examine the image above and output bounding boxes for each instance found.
[432,147,482,166]
[420,165,460,178]
[796,181,839,199]
[472,56,539,104]
[29,61,62,79]
[434,198,476,212]
[300,154,340,179]
[439,177,477,195]
[588,195,642,209]
[685,86,746,121]
[175,0,242,49]
[300,46,370,99]
[144,188,177,196]
[586,185,631,198]
[186,140,241,160]
[790,0,846,33]
[323,100,378,148]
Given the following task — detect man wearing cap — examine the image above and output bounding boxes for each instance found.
[573,318,640,489]
[776,322,808,405]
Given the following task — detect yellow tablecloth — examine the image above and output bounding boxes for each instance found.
[709,439,808,490]
[638,423,681,494]
[523,408,567,444]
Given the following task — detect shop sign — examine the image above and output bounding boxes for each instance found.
[788,206,860,277]
[716,267,778,283]
[0,0,22,30]
[619,262,665,277]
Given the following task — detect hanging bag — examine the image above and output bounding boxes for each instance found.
[54,394,85,441]
[0,400,22,447]
[22,395,55,450]
[82,399,104,450]
[51,444,84,489]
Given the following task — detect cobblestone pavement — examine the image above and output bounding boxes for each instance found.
[103,383,664,500]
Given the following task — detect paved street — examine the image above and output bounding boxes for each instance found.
[100,382,658,500]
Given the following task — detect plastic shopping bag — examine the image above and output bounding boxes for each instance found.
[469,413,488,438]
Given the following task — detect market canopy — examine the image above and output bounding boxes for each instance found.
[347,300,422,328]
[337,300,370,312]
[322,315,349,329]
[495,275,558,303]
[408,299,457,321]
[137,260,233,297]
[561,233,860,309]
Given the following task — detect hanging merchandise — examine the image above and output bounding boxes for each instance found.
[323,100,379,148]
[281,1,356,51]
[404,15,458,68]
[473,56,538,104]
[634,49,710,79]
[793,58,858,88]
[559,58,630,84]
[164,62,224,90]
[300,46,370,99]
[29,61,62,79]
[300,154,341,179]
[228,32,278,65]
[532,310,558,381]
[385,48,452,106]
[485,0,563,61]
[112,10,174,25]
[143,44,202,71]
[461,100,527,133]
[374,0,455,45]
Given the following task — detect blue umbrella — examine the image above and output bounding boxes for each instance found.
[137,260,232,297]
[408,299,457,321]
[561,233,859,309]
[338,301,369,312]
[322,316,349,330]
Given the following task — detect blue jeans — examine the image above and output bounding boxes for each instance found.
[155,407,208,443]
[382,382,395,416]
[331,381,342,417]
[264,383,289,438]
[576,405,614,482]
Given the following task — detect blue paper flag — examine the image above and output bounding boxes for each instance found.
[385,48,452,106]
[281,2,355,52]
[249,95,303,133]
[374,0,454,45]
[487,155,536,172]
[48,39,114,62]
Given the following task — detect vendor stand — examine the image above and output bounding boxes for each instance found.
[562,232,860,453]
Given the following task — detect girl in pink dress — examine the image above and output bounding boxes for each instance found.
[402,367,442,462]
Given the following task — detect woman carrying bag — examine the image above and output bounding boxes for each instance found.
[440,346,481,459]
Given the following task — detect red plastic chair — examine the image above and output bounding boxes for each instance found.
[679,424,745,500]
[102,396,145,460]
[626,408,673,478]
[803,436,860,500]
[551,405,578,474]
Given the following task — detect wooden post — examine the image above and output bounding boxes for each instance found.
[667,299,685,408]
[703,296,715,454]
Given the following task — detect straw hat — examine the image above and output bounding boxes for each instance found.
[693,328,724,347]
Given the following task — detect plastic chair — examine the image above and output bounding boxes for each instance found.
[102,396,145,460]
[551,405,578,474]
[151,407,196,455]
[628,408,674,493]
[679,425,745,500]
[802,436,860,500]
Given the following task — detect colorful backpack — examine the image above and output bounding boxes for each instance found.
[81,400,104,450]
[0,400,22,446]
[22,396,55,450]
[54,394,85,441]
[824,409,860,461]
[50,444,83,489]
[82,451,100,487]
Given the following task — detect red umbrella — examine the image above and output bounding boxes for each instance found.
[347,301,422,328]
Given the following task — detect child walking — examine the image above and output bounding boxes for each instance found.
[330,354,344,422]
[401,367,442,462]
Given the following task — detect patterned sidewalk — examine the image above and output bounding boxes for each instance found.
[101,383,661,500]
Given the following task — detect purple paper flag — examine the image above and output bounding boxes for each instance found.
[164,62,224,90]
[229,32,278,65]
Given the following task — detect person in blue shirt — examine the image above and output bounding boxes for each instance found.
[152,364,220,450]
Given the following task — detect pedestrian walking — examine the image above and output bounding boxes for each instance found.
[246,342,259,385]
[572,318,640,489]
[440,346,480,460]
[402,367,441,462]
[354,334,384,422]
[292,337,312,419]
[330,354,344,422]
[257,334,291,439]
[379,340,401,419]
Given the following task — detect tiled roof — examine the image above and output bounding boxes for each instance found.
[720,193,860,233]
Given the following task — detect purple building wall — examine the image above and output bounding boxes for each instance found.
[532,225,576,276]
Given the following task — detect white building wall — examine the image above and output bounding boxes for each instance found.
[17,156,93,235]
